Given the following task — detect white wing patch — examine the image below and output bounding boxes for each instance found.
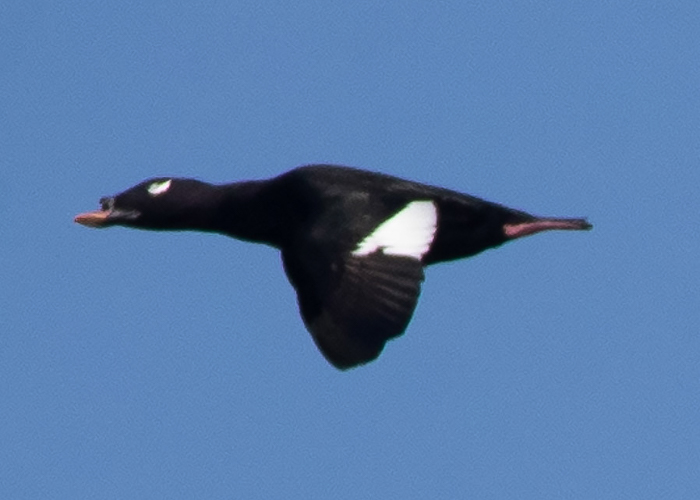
[352,200,437,260]
[147,179,172,196]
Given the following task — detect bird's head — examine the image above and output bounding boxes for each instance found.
[75,178,217,230]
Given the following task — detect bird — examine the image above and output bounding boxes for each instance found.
[75,164,591,369]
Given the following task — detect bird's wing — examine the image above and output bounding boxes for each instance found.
[281,199,437,369]
[282,249,425,369]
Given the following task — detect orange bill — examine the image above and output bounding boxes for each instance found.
[74,210,110,228]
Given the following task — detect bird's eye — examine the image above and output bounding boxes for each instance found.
[148,179,172,196]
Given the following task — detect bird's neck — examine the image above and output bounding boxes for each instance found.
[203,180,294,248]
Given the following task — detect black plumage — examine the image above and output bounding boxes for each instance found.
[75,165,591,369]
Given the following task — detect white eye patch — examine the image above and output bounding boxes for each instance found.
[352,200,437,260]
[147,179,172,196]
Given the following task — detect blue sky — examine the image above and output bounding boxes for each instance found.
[2,1,699,498]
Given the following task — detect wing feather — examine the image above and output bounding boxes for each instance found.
[283,251,425,369]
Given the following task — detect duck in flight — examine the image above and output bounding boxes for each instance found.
[75,165,591,369]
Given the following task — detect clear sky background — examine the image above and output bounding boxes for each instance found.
[2,1,698,498]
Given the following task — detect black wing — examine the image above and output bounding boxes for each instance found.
[282,249,425,369]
